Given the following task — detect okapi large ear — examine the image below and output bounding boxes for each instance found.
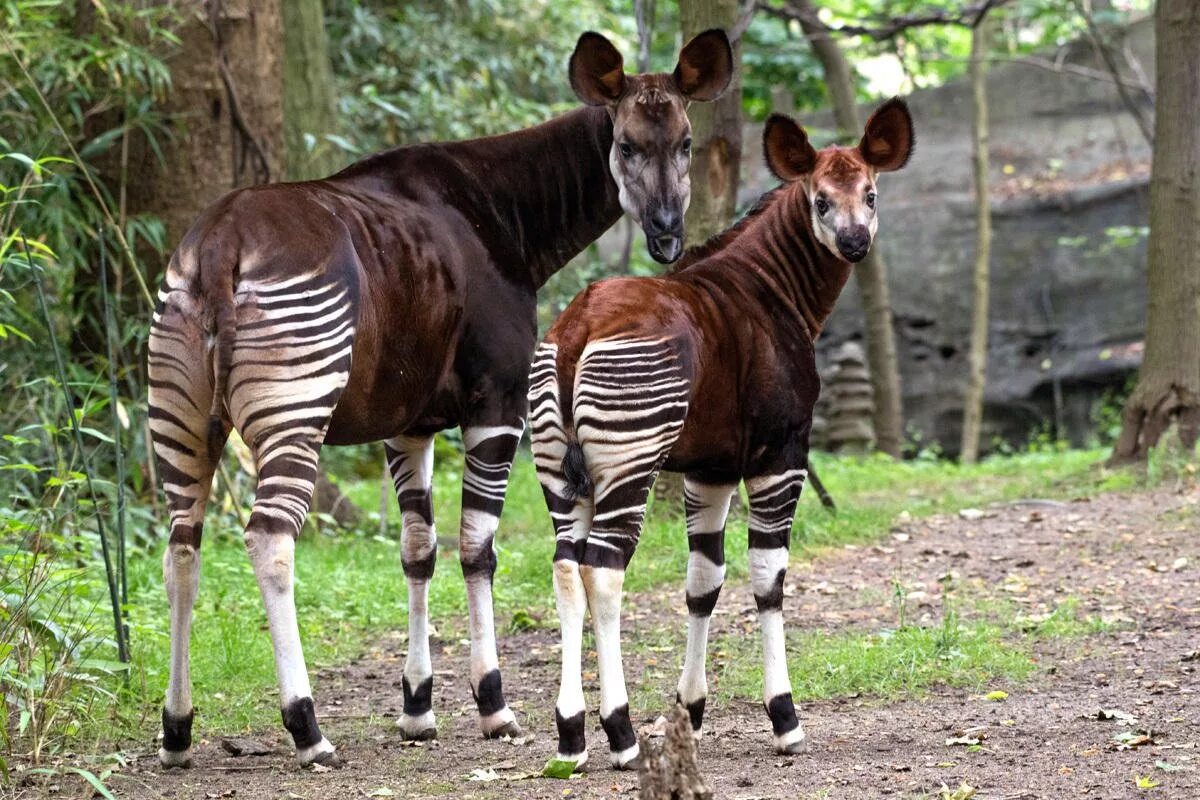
[858,97,915,173]
[673,29,733,102]
[764,114,817,182]
[569,32,627,106]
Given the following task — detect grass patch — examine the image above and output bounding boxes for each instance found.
[105,447,1129,740]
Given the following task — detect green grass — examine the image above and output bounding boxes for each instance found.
[703,595,1109,707]
[106,446,1131,740]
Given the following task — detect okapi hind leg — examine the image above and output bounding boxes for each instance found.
[746,467,808,754]
[574,335,690,770]
[676,479,736,737]
[148,286,227,769]
[384,435,439,741]
[459,423,525,738]
[530,342,594,767]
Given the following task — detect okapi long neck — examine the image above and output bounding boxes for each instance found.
[444,106,622,288]
[734,188,855,339]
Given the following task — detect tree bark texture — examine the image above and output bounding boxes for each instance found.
[794,0,904,457]
[1111,0,1200,462]
[123,0,284,261]
[282,0,341,180]
[960,19,992,464]
[680,0,744,243]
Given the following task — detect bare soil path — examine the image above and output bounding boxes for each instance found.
[111,486,1200,799]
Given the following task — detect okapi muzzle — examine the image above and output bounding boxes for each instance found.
[569,28,734,264]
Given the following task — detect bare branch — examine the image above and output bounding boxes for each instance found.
[758,0,1016,41]
[730,0,757,44]
[1070,0,1153,145]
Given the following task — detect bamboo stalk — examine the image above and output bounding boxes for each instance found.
[98,239,129,607]
[22,236,129,663]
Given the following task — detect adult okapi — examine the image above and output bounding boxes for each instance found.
[529,99,914,770]
[147,30,733,768]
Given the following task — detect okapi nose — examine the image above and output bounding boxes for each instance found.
[646,206,683,237]
[836,225,871,262]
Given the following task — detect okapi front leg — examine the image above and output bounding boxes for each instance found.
[460,423,524,737]
[677,479,736,736]
[746,469,807,754]
[385,435,439,740]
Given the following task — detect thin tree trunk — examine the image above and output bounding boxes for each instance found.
[680,0,743,243]
[1111,0,1200,462]
[794,0,904,457]
[960,19,992,464]
[282,0,341,180]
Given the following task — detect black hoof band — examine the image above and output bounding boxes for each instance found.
[472,668,507,717]
[675,693,706,732]
[766,692,800,736]
[555,709,586,757]
[599,703,637,753]
[282,697,324,751]
[400,725,438,741]
[161,707,194,753]
[402,675,434,716]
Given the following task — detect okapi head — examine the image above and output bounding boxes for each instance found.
[764,98,915,263]
[569,29,734,264]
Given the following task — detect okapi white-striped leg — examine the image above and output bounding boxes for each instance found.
[676,479,736,737]
[243,445,339,767]
[746,468,808,754]
[529,343,594,767]
[227,271,355,767]
[574,336,690,770]
[148,284,227,769]
[384,435,439,740]
[459,423,524,738]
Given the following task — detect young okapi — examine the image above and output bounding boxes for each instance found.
[529,99,914,770]
[147,30,732,768]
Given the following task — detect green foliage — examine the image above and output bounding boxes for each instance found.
[324,0,622,153]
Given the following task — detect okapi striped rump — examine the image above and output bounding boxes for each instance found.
[531,98,915,769]
[147,29,734,770]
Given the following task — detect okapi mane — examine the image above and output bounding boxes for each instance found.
[670,185,788,273]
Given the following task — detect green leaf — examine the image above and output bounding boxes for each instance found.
[985,690,1008,702]
[1135,774,1160,790]
[68,767,118,800]
[541,758,577,779]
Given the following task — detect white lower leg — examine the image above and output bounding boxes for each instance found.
[676,613,713,737]
[246,531,335,763]
[398,575,436,737]
[584,565,639,768]
[751,546,804,752]
[460,508,516,735]
[554,559,588,765]
[160,543,200,767]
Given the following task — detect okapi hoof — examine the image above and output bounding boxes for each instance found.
[484,717,523,740]
[611,743,642,771]
[774,727,808,755]
[157,748,192,769]
[296,739,341,768]
[397,710,438,741]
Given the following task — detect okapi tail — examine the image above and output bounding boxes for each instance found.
[201,249,236,464]
[561,439,593,501]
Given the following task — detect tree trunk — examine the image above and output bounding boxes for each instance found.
[794,0,904,457]
[680,0,743,243]
[282,0,341,180]
[1111,0,1200,462]
[121,0,285,260]
[960,19,992,464]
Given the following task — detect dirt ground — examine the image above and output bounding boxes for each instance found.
[69,486,1200,799]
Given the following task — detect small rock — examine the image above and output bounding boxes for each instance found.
[220,737,274,757]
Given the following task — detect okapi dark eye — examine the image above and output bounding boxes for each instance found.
[619,141,634,159]
[866,191,877,209]
[681,137,692,155]
[815,196,830,216]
